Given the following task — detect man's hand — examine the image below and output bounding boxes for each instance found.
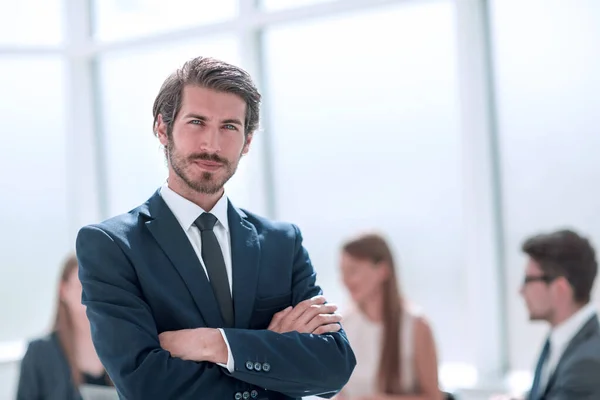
[267,295,342,334]
[159,328,227,364]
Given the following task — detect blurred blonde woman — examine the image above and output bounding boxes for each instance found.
[337,233,443,400]
[16,254,111,400]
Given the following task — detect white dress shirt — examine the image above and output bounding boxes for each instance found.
[538,302,598,391]
[160,182,235,372]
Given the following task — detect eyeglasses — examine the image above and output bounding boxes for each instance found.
[523,275,557,285]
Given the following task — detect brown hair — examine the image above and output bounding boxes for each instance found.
[342,233,403,394]
[53,254,111,387]
[152,56,261,138]
[522,229,598,304]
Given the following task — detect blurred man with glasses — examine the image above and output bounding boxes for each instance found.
[494,229,600,400]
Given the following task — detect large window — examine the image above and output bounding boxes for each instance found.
[92,0,238,42]
[261,0,336,11]
[491,0,600,370]
[0,57,68,341]
[263,0,468,364]
[96,37,258,216]
[0,0,64,45]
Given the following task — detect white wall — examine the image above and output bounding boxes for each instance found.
[490,0,600,370]
[262,0,470,364]
[0,362,19,400]
[0,56,70,343]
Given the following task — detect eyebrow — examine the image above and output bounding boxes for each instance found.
[183,113,243,127]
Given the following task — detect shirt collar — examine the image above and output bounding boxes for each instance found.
[159,182,229,232]
[549,302,597,351]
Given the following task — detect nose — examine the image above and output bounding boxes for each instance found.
[200,126,221,153]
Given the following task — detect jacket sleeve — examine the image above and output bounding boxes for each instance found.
[76,224,236,399]
[222,224,356,398]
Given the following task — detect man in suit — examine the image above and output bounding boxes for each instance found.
[493,229,600,400]
[76,56,356,400]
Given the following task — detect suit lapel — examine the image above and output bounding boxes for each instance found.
[542,314,599,396]
[228,202,261,329]
[143,190,224,328]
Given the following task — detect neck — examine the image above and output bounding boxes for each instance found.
[549,302,587,328]
[359,291,384,323]
[167,174,223,211]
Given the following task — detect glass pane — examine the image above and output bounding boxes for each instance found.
[263,1,466,364]
[92,0,238,42]
[97,38,260,217]
[491,0,600,370]
[0,57,68,341]
[0,0,63,45]
[261,0,336,11]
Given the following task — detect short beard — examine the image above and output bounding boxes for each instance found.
[167,136,238,194]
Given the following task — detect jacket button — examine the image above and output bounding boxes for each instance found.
[262,362,270,372]
[234,392,242,400]
[245,361,254,370]
[243,391,250,399]
[251,389,258,398]
[253,362,262,371]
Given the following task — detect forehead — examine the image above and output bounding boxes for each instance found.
[179,85,246,117]
[341,252,371,268]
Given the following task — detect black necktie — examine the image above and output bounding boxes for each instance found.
[194,213,234,328]
[529,337,551,400]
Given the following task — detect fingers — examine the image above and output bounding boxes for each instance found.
[305,311,342,333]
[268,295,341,334]
[297,303,338,327]
[285,295,326,322]
[267,306,292,332]
[311,321,342,335]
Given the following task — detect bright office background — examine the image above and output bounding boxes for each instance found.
[1,0,599,399]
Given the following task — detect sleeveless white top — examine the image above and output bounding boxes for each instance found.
[342,305,419,397]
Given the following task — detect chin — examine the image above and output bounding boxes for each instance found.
[528,313,545,322]
[351,293,367,305]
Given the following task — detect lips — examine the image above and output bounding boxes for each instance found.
[193,160,223,171]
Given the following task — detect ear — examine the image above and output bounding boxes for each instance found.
[241,132,254,156]
[156,114,169,147]
[552,276,573,299]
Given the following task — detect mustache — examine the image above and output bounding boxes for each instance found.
[189,152,229,165]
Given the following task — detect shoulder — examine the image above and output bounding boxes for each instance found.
[76,205,147,246]
[404,305,435,341]
[22,333,62,363]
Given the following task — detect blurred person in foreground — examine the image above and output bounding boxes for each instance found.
[492,229,600,400]
[16,254,111,400]
[75,56,355,399]
[336,232,444,400]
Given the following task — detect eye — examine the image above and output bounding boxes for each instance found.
[222,124,238,131]
[189,119,204,126]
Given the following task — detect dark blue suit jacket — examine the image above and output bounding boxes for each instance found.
[75,190,356,400]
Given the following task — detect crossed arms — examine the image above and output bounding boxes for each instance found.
[76,224,356,399]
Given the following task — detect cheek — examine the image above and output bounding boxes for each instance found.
[65,283,83,304]
[346,271,378,292]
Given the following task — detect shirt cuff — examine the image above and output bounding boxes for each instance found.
[216,328,234,373]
